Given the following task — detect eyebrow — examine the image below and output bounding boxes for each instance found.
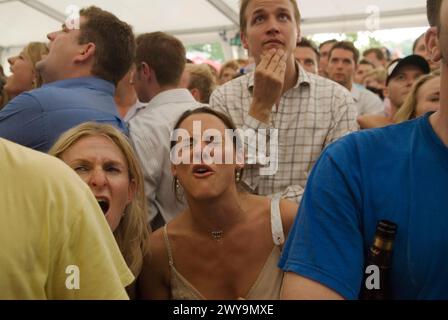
[69,158,125,167]
[251,8,266,16]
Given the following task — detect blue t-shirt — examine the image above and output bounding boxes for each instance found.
[279,113,448,300]
[0,77,127,152]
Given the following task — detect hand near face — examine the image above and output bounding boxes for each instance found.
[250,48,287,124]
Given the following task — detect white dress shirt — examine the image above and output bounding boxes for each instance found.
[351,84,384,115]
[129,89,201,224]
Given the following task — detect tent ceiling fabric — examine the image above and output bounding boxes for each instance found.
[1,0,428,49]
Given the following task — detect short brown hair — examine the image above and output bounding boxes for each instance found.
[135,32,186,87]
[427,0,442,27]
[363,48,385,61]
[319,39,337,51]
[239,0,301,33]
[79,6,135,86]
[297,38,320,59]
[329,41,360,64]
[185,64,217,103]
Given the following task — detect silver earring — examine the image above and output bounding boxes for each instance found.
[175,179,181,189]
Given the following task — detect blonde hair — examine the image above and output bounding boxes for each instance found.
[185,64,217,103]
[362,68,387,85]
[22,42,49,88]
[49,122,150,277]
[218,60,240,79]
[394,70,440,123]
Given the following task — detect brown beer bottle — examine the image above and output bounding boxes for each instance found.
[359,220,398,300]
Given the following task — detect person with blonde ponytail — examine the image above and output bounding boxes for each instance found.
[3,42,48,99]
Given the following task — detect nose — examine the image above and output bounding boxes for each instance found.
[7,56,15,65]
[191,140,217,163]
[406,77,416,87]
[47,31,57,41]
[265,16,280,35]
[335,61,344,69]
[88,168,108,189]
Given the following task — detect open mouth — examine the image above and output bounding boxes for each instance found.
[97,198,110,215]
[192,164,215,178]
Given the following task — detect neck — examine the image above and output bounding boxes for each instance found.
[184,186,246,240]
[43,67,93,84]
[114,86,137,118]
[429,64,448,146]
[148,83,180,101]
[389,103,400,119]
[282,56,298,94]
[346,81,353,91]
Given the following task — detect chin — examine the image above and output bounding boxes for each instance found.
[189,189,220,201]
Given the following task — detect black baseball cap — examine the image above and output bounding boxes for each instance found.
[386,55,430,85]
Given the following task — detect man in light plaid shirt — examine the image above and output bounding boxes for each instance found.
[209,0,358,203]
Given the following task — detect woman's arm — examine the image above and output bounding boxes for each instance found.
[138,230,171,300]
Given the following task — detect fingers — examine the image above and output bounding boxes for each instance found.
[259,48,285,70]
[258,48,275,70]
[267,49,284,71]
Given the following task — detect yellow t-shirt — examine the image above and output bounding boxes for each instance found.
[0,139,135,299]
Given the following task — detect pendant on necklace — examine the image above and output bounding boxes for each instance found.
[211,230,224,242]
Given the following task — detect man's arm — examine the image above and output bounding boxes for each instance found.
[325,88,359,146]
[279,137,365,300]
[281,272,344,300]
[0,93,46,150]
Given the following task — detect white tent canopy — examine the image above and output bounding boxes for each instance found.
[0,0,429,63]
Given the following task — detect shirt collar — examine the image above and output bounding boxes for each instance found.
[148,88,196,109]
[351,85,362,102]
[44,77,115,95]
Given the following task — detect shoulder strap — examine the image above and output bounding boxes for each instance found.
[270,194,285,246]
[162,225,174,266]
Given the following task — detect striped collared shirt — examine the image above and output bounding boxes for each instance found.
[209,65,359,202]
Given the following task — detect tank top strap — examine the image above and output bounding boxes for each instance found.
[162,225,174,266]
[270,194,285,246]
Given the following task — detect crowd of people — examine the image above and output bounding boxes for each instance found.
[0,0,446,300]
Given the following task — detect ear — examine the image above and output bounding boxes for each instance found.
[190,88,201,101]
[241,31,249,50]
[140,62,153,82]
[126,178,137,205]
[426,26,442,62]
[74,42,96,63]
